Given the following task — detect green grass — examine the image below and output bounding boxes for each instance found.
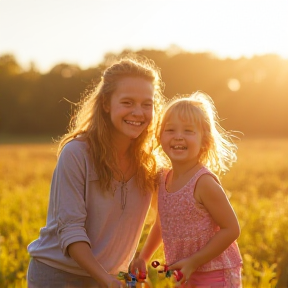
[0,138,287,287]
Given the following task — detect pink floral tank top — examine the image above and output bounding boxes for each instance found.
[158,167,242,272]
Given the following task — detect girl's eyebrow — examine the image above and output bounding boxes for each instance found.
[165,121,195,126]
[120,96,154,102]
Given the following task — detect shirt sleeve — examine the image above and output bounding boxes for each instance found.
[51,140,91,256]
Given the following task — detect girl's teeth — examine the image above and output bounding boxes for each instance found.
[173,146,187,150]
[125,120,142,126]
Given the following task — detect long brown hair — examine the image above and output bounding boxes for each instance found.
[57,54,166,193]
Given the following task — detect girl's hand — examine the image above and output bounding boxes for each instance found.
[107,276,125,288]
[129,257,147,278]
[168,256,199,283]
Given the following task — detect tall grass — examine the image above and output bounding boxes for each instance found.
[0,138,287,288]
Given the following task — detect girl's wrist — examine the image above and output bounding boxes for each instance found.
[104,274,121,288]
[138,250,151,265]
[188,253,202,270]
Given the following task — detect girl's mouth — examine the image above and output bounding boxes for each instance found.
[171,145,187,150]
[124,120,143,126]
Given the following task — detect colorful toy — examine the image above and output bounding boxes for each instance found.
[151,260,183,282]
[117,271,137,287]
[136,271,150,288]
[117,271,149,287]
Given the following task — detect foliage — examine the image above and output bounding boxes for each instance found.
[0,138,287,287]
[1,51,288,138]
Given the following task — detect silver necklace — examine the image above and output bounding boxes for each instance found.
[120,175,128,210]
[112,177,129,210]
[113,158,131,210]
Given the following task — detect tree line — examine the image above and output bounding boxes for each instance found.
[0,49,287,139]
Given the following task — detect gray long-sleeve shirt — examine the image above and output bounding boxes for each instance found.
[28,139,151,276]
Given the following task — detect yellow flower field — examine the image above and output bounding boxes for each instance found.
[0,138,287,288]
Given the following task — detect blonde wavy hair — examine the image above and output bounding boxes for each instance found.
[158,91,238,176]
[57,55,166,194]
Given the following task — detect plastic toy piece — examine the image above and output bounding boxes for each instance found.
[117,271,137,287]
[151,260,183,282]
[137,271,151,288]
[138,271,147,280]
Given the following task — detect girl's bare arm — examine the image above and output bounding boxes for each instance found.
[130,213,162,275]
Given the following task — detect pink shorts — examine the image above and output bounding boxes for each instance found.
[182,266,242,288]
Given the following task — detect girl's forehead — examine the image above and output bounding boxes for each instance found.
[167,105,196,118]
[165,113,197,125]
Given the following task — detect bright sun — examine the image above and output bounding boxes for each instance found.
[0,0,287,72]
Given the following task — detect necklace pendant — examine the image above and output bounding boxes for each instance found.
[121,181,128,210]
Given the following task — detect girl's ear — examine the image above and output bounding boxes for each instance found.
[103,101,110,113]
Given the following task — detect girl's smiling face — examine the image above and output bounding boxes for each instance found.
[104,76,154,142]
[160,112,202,165]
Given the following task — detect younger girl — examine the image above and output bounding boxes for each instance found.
[27,55,166,288]
[134,91,242,287]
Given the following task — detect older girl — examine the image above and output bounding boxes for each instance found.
[27,55,166,288]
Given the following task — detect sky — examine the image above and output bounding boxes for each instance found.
[1,0,288,73]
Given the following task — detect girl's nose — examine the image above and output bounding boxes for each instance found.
[174,133,183,140]
[131,106,144,116]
